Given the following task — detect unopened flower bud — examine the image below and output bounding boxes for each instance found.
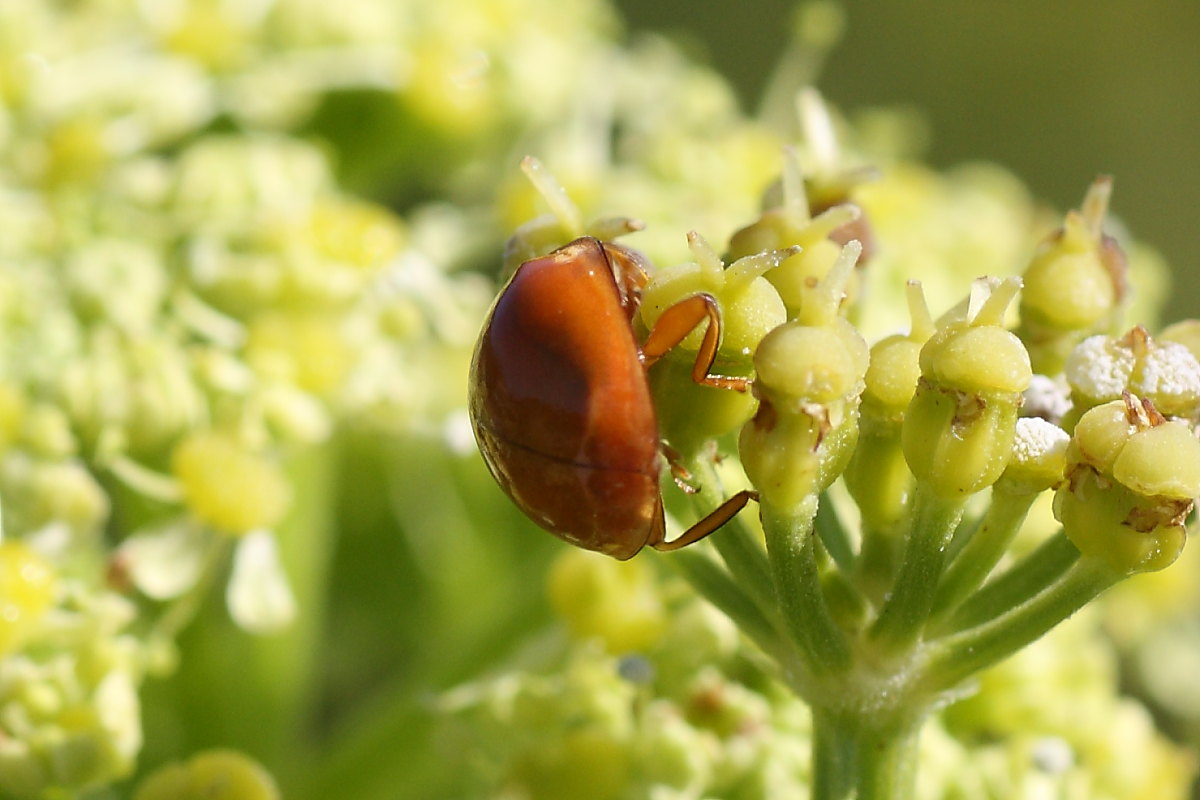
[739,243,868,509]
[171,432,290,535]
[134,749,280,800]
[501,156,642,276]
[1018,177,1128,374]
[845,281,934,532]
[0,542,56,656]
[728,148,863,317]
[1055,395,1200,574]
[643,233,792,453]
[903,278,1031,497]
[547,550,666,654]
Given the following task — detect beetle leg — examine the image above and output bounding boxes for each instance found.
[651,490,758,552]
[641,293,749,392]
[661,442,700,493]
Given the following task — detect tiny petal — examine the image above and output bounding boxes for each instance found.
[119,520,207,601]
[226,531,295,634]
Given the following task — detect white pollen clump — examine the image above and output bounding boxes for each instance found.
[1133,341,1200,415]
[1064,335,1135,401]
[1012,417,1070,466]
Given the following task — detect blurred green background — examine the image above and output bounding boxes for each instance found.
[616,0,1200,322]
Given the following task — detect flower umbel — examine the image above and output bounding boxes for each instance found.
[476,144,1200,798]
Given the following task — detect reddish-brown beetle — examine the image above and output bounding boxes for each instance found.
[468,236,755,560]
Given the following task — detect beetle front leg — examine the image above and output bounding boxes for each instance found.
[641,293,750,392]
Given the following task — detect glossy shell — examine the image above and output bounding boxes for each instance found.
[469,237,664,559]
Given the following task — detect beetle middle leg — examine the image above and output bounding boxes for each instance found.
[641,293,749,392]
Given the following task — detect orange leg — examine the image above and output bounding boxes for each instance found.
[652,490,758,552]
[641,293,749,392]
[661,442,700,493]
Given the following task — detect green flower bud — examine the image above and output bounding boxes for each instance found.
[0,580,144,799]
[1055,396,1198,574]
[244,312,350,397]
[1065,326,1200,420]
[1018,177,1128,374]
[902,278,1031,497]
[862,334,924,419]
[727,146,864,317]
[501,157,644,276]
[171,135,331,232]
[547,549,666,654]
[134,749,280,800]
[65,239,167,334]
[20,404,76,460]
[0,542,56,656]
[903,382,1021,498]
[24,460,110,539]
[641,233,789,361]
[739,243,868,509]
[303,199,405,272]
[58,332,205,456]
[635,699,716,790]
[642,233,792,453]
[510,728,630,800]
[846,281,934,532]
[171,431,290,536]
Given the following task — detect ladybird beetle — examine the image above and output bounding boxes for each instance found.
[469,236,755,560]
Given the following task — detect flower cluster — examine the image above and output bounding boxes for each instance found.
[2,0,1198,797]
[460,92,1200,797]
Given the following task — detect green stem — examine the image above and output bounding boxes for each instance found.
[811,709,855,800]
[855,523,900,608]
[939,529,1080,634]
[688,456,777,618]
[810,708,924,800]
[666,548,784,661]
[815,490,856,571]
[868,487,965,656]
[761,497,851,676]
[923,555,1121,691]
[928,489,1036,624]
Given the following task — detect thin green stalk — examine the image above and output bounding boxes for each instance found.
[666,548,784,660]
[928,489,1037,623]
[938,529,1080,635]
[688,456,777,617]
[923,555,1121,691]
[868,487,965,656]
[815,490,856,571]
[761,497,851,676]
